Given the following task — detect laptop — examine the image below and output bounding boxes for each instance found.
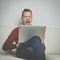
[19,25,46,43]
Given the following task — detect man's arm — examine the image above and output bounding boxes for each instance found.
[2,27,19,50]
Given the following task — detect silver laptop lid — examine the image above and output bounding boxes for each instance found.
[19,25,46,43]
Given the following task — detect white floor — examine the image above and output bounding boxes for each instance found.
[0,52,60,60]
[46,54,60,60]
[0,52,25,60]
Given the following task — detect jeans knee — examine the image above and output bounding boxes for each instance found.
[33,35,40,38]
[32,35,41,42]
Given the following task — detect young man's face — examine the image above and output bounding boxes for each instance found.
[22,11,32,25]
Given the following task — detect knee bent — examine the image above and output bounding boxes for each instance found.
[32,35,41,42]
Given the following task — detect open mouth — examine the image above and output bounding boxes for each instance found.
[26,20,30,23]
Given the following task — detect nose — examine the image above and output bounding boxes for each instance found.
[27,16,30,19]
[27,17,30,20]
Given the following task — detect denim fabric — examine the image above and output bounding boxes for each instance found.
[16,36,46,60]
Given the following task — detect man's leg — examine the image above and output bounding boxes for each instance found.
[23,35,46,60]
[16,43,34,60]
[16,35,46,60]
[30,36,46,60]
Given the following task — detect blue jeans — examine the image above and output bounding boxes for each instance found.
[16,36,46,60]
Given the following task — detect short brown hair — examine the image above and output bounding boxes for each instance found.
[22,8,32,17]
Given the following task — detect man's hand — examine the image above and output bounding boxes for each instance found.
[16,43,19,48]
[42,43,46,51]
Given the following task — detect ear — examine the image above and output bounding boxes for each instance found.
[21,16,24,25]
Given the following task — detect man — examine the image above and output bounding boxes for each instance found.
[3,9,46,60]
